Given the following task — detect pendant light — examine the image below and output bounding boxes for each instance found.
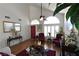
[40,3,45,21]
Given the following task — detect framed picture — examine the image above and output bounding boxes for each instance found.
[14,23,21,32]
[3,21,14,33]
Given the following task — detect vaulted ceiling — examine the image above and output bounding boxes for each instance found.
[31,3,69,14]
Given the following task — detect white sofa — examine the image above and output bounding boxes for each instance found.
[0,47,15,56]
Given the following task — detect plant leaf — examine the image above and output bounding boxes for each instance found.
[56,3,62,7]
[71,14,79,30]
[75,23,79,30]
[53,3,72,16]
[69,5,79,26]
[71,17,75,24]
[66,4,78,20]
[75,15,79,30]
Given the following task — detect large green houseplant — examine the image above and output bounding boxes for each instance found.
[53,3,79,55]
[53,3,79,31]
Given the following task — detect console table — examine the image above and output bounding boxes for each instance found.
[7,36,22,46]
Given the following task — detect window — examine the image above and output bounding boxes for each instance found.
[51,26,54,37]
[65,18,78,34]
[44,25,59,37]
[44,16,60,24]
[31,20,40,25]
[44,26,47,36]
[44,16,60,37]
[65,18,72,30]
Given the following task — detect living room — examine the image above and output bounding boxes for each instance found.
[0,3,79,56]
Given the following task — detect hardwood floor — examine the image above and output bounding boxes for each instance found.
[10,39,61,56]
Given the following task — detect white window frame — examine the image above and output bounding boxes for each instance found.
[44,24,60,37]
[43,16,60,38]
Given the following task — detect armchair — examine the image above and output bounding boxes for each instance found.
[53,33,63,47]
[38,33,45,44]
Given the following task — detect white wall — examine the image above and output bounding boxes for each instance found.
[0,4,31,48]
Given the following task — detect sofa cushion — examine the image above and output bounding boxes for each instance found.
[0,52,9,56]
[0,47,11,55]
[46,50,56,56]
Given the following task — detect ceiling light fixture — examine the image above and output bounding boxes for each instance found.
[40,3,45,21]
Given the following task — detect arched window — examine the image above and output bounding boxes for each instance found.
[31,20,40,25]
[44,16,60,37]
[44,16,60,24]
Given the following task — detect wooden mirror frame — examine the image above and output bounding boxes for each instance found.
[3,21,14,33]
[3,21,21,33]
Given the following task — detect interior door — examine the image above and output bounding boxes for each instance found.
[31,25,36,39]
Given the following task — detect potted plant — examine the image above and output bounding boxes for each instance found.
[53,3,79,55]
[53,3,79,31]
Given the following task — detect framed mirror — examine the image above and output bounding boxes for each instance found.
[3,21,21,33]
[3,21,14,33]
[14,23,21,32]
